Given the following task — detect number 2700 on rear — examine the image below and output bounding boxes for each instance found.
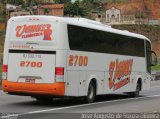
[20,61,42,68]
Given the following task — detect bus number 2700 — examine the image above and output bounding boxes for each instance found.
[69,55,88,66]
[20,61,42,68]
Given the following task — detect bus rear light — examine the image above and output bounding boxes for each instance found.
[2,65,8,80]
[55,67,64,82]
[2,65,8,72]
[55,67,64,75]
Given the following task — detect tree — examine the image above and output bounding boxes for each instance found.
[135,11,147,19]
[64,0,88,17]
[44,8,49,15]
[6,0,24,6]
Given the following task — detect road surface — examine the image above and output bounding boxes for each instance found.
[0,81,160,119]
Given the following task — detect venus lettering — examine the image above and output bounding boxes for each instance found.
[16,24,52,40]
[109,59,133,91]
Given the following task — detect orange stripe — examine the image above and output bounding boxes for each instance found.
[2,80,65,96]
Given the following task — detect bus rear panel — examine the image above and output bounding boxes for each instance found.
[2,16,68,96]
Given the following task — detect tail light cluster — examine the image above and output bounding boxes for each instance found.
[1,65,64,82]
[2,65,8,80]
[55,67,64,82]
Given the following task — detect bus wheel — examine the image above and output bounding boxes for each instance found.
[86,81,96,103]
[130,82,140,97]
[34,97,53,102]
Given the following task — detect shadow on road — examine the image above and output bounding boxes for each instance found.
[15,94,144,119]
[8,94,140,108]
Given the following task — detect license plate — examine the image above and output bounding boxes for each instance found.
[25,78,35,83]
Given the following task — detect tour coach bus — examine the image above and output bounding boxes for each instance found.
[2,16,156,103]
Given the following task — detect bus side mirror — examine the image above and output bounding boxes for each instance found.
[151,51,157,66]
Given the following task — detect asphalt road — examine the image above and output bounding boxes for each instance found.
[0,81,160,119]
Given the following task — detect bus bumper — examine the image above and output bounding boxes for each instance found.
[2,80,65,96]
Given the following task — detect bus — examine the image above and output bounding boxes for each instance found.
[2,16,156,103]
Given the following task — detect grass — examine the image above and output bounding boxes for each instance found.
[151,65,160,71]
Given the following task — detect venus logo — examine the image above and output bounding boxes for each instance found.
[16,24,53,40]
[108,59,133,91]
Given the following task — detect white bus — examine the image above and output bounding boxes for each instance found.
[2,16,156,103]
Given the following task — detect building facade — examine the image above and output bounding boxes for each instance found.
[106,7,121,24]
[105,7,136,25]
[10,11,30,17]
[38,4,64,17]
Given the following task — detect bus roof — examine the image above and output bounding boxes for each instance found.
[9,16,151,42]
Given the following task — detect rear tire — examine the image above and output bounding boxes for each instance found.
[130,82,140,97]
[85,82,96,103]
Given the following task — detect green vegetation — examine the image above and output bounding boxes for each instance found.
[0,30,5,54]
[64,0,88,17]
[135,11,148,19]
[151,65,160,71]
[112,24,160,42]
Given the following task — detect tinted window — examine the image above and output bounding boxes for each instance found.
[68,25,145,57]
